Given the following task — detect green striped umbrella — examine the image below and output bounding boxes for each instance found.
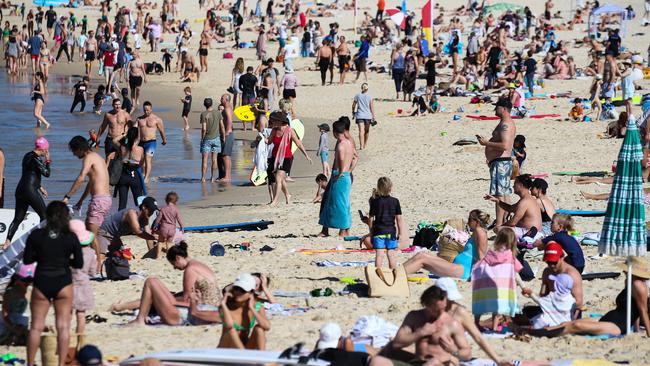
[599,119,647,256]
[599,118,647,335]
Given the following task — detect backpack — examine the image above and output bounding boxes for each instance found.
[103,250,131,281]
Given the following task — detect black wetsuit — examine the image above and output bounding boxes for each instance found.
[24,228,83,300]
[6,151,50,242]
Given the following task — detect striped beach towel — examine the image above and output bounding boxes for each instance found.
[471,249,522,317]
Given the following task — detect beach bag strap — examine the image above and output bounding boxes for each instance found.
[64,334,86,366]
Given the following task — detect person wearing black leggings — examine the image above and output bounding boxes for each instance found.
[4,138,51,249]
[115,127,146,210]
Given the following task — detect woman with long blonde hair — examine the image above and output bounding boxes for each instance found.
[230,57,245,107]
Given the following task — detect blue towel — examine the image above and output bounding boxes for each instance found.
[319,171,352,229]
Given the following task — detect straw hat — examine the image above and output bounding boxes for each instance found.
[617,257,650,280]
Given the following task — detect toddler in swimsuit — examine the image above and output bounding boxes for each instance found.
[153,191,185,259]
[70,219,97,335]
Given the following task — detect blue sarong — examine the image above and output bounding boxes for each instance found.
[319,171,351,229]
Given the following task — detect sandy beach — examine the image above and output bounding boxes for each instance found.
[1,0,650,363]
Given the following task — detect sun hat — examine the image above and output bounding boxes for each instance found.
[35,136,49,150]
[549,273,573,295]
[69,219,95,246]
[618,257,650,280]
[434,277,462,301]
[16,263,36,281]
[543,241,564,262]
[77,345,102,366]
[317,322,341,350]
[233,273,256,292]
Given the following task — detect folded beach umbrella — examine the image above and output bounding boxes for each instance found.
[598,118,647,334]
[385,9,406,29]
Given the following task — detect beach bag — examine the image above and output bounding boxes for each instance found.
[223,52,233,59]
[41,332,85,366]
[107,158,123,186]
[437,218,466,262]
[103,249,131,281]
[364,264,409,298]
[412,227,439,250]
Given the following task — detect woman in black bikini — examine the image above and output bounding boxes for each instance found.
[541,258,650,337]
[32,71,50,129]
[531,179,555,235]
[24,201,83,366]
[198,31,209,72]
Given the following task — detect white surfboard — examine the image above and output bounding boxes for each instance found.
[120,348,330,366]
[0,209,41,245]
[0,209,43,279]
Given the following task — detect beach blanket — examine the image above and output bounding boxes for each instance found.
[472,250,521,317]
[319,171,352,229]
[296,247,418,254]
[466,114,560,120]
[264,303,321,316]
[313,260,372,267]
[552,171,609,177]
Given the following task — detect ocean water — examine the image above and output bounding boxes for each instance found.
[0,71,255,212]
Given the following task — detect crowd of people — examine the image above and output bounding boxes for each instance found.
[0,0,650,364]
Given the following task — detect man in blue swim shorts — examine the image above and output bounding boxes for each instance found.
[200,98,224,183]
[137,101,167,183]
[478,97,516,228]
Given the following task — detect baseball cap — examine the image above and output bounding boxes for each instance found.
[317,322,342,350]
[77,345,102,366]
[434,277,462,301]
[139,197,159,213]
[318,123,330,132]
[543,241,564,262]
[233,273,256,292]
[507,82,517,89]
[549,273,573,295]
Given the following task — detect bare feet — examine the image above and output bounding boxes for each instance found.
[286,194,292,204]
[2,240,11,250]
[201,177,206,183]
[109,300,125,312]
[125,318,146,327]
[286,176,295,182]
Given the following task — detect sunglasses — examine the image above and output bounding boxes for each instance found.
[546,261,559,266]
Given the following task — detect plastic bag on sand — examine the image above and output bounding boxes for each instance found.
[350,316,398,348]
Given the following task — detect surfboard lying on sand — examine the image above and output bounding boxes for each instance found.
[553,171,609,177]
[184,220,274,233]
[582,272,620,281]
[120,348,330,366]
[556,209,606,217]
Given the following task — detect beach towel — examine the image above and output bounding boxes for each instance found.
[350,315,398,348]
[313,260,372,267]
[471,250,521,317]
[466,114,560,120]
[273,127,292,171]
[254,130,272,172]
[319,172,352,229]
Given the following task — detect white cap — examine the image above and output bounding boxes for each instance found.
[434,277,462,301]
[317,322,341,350]
[233,273,256,292]
[632,55,644,65]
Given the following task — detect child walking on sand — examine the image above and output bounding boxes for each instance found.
[368,177,403,270]
[154,192,185,259]
[69,219,97,335]
[317,123,330,178]
[472,228,522,331]
[181,86,192,130]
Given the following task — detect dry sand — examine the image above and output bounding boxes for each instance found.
[3,0,650,363]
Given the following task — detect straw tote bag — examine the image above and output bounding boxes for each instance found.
[365,264,410,298]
